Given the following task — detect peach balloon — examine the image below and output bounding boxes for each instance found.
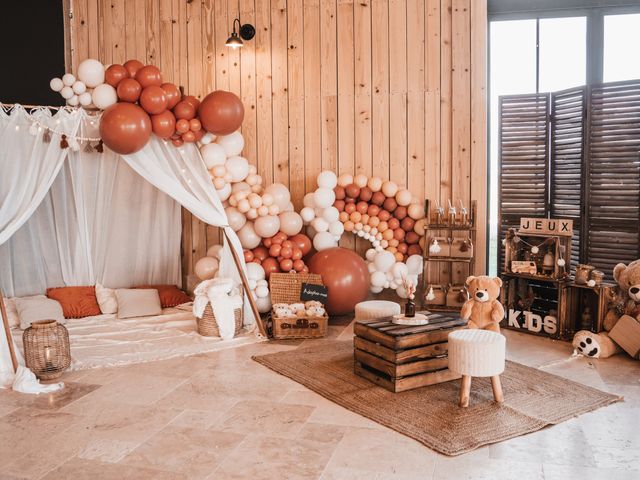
[367,204,380,217]
[194,256,219,280]
[368,216,380,228]
[395,189,412,206]
[383,229,394,241]
[378,210,391,222]
[408,203,425,220]
[349,212,362,223]
[354,173,368,188]
[344,221,355,232]
[388,218,400,230]
[339,211,349,223]
[389,239,399,248]
[356,201,368,214]
[367,176,383,192]
[344,203,356,215]
[395,252,405,262]
[381,181,399,197]
[337,173,353,187]
[378,221,388,232]
[413,219,426,235]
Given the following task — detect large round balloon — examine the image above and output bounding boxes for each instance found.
[307,248,370,315]
[91,84,118,110]
[123,59,145,78]
[77,58,105,88]
[105,64,129,87]
[139,85,168,114]
[198,90,244,135]
[151,110,176,139]
[161,83,181,109]
[99,103,152,154]
[135,65,162,88]
[116,78,142,103]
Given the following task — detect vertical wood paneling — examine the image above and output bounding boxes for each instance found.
[68,0,489,280]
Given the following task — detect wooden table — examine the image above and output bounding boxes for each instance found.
[354,312,467,393]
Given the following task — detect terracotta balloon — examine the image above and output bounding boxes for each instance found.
[307,247,370,315]
[334,186,346,200]
[151,110,176,138]
[105,64,129,87]
[116,78,142,102]
[183,95,200,111]
[176,118,190,134]
[139,85,168,114]
[345,184,360,200]
[123,59,144,78]
[99,102,152,154]
[408,244,422,256]
[394,206,408,220]
[401,217,415,232]
[189,118,202,131]
[290,233,312,256]
[261,257,281,279]
[383,197,398,212]
[198,90,244,135]
[182,131,196,142]
[173,100,196,120]
[253,246,270,262]
[359,186,373,202]
[161,83,181,109]
[371,191,386,206]
[135,65,162,88]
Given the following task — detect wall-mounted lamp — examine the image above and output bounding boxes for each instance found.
[225,18,255,49]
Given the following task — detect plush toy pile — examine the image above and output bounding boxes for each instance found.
[272,301,326,319]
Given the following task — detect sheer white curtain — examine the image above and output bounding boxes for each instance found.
[123,139,256,327]
[0,112,182,297]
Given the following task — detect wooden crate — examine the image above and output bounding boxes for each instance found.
[353,313,467,393]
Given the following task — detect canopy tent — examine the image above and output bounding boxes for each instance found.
[0,104,265,389]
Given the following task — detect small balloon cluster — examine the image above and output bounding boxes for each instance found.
[366,250,423,297]
[50,58,113,108]
[245,263,271,313]
[243,232,313,279]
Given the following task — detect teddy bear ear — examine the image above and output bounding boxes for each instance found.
[465,276,476,286]
[492,277,503,288]
[613,263,627,283]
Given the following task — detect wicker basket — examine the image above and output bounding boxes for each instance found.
[22,320,71,380]
[269,272,328,339]
[196,286,244,337]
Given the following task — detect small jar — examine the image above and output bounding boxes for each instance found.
[575,264,595,285]
[590,270,605,286]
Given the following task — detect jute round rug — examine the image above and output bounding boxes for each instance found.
[253,340,621,456]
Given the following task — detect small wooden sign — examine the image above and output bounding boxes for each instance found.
[519,218,573,237]
[300,283,328,304]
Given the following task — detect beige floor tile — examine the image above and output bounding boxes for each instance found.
[27,382,101,411]
[433,456,544,480]
[121,425,245,479]
[320,466,431,480]
[73,373,186,406]
[296,422,350,445]
[593,446,640,471]
[543,463,640,480]
[40,457,186,480]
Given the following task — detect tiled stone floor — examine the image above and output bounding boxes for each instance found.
[1,320,639,479]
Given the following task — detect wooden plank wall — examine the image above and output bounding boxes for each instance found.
[66,0,488,282]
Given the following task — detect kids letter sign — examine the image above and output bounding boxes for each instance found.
[519,218,573,237]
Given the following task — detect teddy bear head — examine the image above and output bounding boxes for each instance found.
[465,275,502,303]
[306,305,326,317]
[613,259,640,302]
[274,306,294,318]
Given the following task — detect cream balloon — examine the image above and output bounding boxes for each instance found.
[255,285,269,298]
[367,176,383,192]
[200,132,215,145]
[255,296,272,313]
[262,193,274,206]
[206,244,223,259]
[279,211,303,236]
[311,217,329,233]
[313,188,335,209]
[226,206,247,231]
[62,73,76,86]
[67,95,79,106]
[200,143,227,169]
[328,221,344,236]
[246,208,258,220]
[322,206,339,223]
[300,207,315,223]
[248,193,262,209]
[213,178,226,189]
[337,173,353,187]
[254,215,280,238]
[354,173,368,188]
[237,222,261,249]
[317,170,338,189]
[313,231,337,251]
[408,203,425,220]
[381,181,399,198]
[232,182,251,195]
[194,256,219,280]
[373,251,396,272]
[216,131,245,156]
[264,183,291,210]
[216,183,232,202]
[237,198,250,213]
[283,202,295,212]
[60,86,74,99]
[395,189,412,206]
[246,262,266,281]
[91,83,118,110]
[72,80,86,95]
[391,262,409,279]
[77,58,105,87]
[225,156,250,182]
[78,92,93,106]
[371,271,387,288]
[50,78,63,92]
[405,254,424,275]
[303,192,316,208]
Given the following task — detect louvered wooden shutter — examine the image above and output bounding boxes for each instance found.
[586,80,640,277]
[550,87,587,271]
[498,93,550,269]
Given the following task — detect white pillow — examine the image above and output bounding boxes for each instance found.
[13,295,65,330]
[95,283,118,314]
[2,297,20,328]
[115,289,162,319]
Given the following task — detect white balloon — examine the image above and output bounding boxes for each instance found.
[367,176,383,192]
[396,189,412,206]
[317,170,338,189]
[246,262,266,281]
[216,131,245,156]
[262,193,274,206]
[237,222,261,249]
[313,231,337,251]
[279,211,303,236]
[254,215,280,238]
[264,183,291,210]
[232,182,252,195]
[248,279,257,291]
[392,262,409,279]
[62,73,76,86]
[225,156,250,182]
[200,132,216,145]
[354,173,368,188]
[216,182,232,202]
[381,181,399,198]
[201,143,227,169]
[283,202,295,212]
[78,92,93,106]
[406,274,419,287]
[194,256,219,280]
[337,173,353,187]
[60,86,74,99]
[370,285,384,294]
[396,286,408,299]
[313,188,335,209]
[303,192,316,208]
[390,281,399,290]
[72,81,87,95]
[255,285,270,298]
[374,251,396,272]
[256,279,268,287]
[328,221,344,237]
[368,262,378,274]
[406,254,424,275]
[77,58,105,88]
[67,95,79,106]
[300,207,315,223]
[206,244,224,259]
[365,248,377,261]
[371,271,387,288]
[246,208,258,220]
[311,217,329,233]
[256,296,272,313]
[50,78,64,92]
[322,206,339,223]
[92,83,118,110]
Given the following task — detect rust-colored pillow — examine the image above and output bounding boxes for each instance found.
[46,286,102,318]
[134,285,191,308]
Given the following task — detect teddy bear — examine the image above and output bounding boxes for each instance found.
[274,305,294,318]
[304,300,326,317]
[460,275,505,333]
[573,260,640,359]
[289,303,306,317]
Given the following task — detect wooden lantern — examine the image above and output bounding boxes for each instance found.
[22,320,71,380]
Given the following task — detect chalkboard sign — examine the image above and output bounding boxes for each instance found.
[300,283,328,304]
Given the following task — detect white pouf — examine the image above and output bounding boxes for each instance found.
[448,329,506,407]
[355,300,401,321]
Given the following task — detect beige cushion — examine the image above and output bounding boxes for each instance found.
[95,283,118,314]
[2,297,20,328]
[448,329,506,377]
[115,288,162,319]
[355,301,401,321]
[13,295,65,330]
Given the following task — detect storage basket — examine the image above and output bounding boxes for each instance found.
[424,284,447,306]
[23,320,71,380]
[269,272,328,339]
[196,286,244,337]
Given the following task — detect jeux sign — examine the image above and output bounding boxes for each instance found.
[519,218,573,237]
[505,308,558,336]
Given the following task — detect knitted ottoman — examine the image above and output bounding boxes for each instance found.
[448,329,506,407]
[354,300,401,321]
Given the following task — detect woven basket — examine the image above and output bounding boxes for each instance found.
[269,272,328,339]
[23,320,71,380]
[196,286,244,338]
